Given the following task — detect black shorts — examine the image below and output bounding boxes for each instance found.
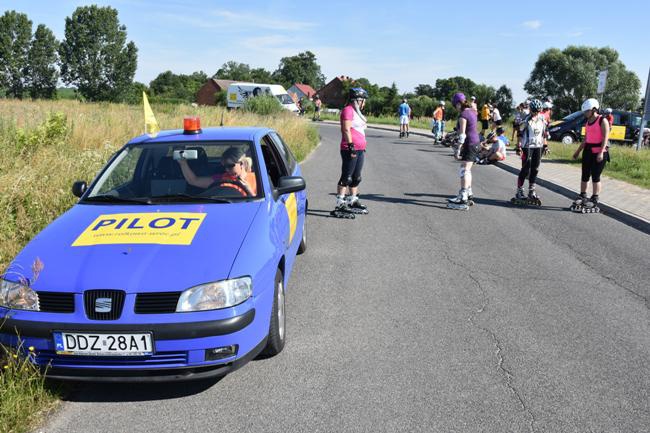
[460,143,480,162]
[481,120,489,129]
[494,119,503,126]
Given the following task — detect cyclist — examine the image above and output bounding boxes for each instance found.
[572,98,610,208]
[398,98,411,138]
[447,92,480,210]
[513,99,547,204]
[331,87,369,219]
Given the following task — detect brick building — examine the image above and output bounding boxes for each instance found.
[196,79,236,106]
[316,75,352,108]
[287,83,317,103]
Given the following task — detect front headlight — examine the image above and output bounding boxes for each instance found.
[176,277,252,312]
[0,279,40,311]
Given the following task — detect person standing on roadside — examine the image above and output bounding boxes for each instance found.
[313,95,322,121]
[572,98,610,208]
[470,96,478,111]
[512,104,523,142]
[513,99,547,204]
[491,103,502,128]
[603,107,614,126]
[480,102,490,132]
[432,101,445,143]
[330,87,369,219]
[447,92,480,210]
[398,98,411,138]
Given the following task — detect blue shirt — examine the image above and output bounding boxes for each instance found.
[398,103,410,116]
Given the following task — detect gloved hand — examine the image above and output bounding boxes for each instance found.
[542,145,550,156]
[515,147,522,156]
[347,142,357,158]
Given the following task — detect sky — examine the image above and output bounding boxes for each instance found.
[2,0,649,103]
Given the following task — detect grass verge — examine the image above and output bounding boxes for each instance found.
[0,99,319,430]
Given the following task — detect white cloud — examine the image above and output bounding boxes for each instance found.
[210,9,316,32]
[522,20,542,30]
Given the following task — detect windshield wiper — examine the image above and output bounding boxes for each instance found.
[149,193,234,203]
[83,195,152,204]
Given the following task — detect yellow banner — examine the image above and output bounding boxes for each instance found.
[284,193,297,244]
[72,213,206,246]
[143,91,160,137]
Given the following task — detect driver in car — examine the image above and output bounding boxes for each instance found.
[178,146,257,196]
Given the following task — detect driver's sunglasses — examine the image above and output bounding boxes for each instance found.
[223,161,242,169]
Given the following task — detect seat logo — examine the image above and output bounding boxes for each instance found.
[95,297,112,313]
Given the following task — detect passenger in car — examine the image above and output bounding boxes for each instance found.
[178,146,257,196]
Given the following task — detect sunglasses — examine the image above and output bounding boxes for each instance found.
[223,161,241,169]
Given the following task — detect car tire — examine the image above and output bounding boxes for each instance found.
[260,269,286,357]
[297,217,306,255]
[561,133,575,145]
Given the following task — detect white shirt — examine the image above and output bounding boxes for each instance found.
[492,107,501,122]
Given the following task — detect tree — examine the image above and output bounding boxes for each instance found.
[250,67,273,83]
[272,51,325,89]
[415,84,435,98]
[214,61,251,81]
[0,10,32,98]
[149,70,207,102]
[59,5,138,101]
[493,85,514,119]
[525,46,640,117]
[25,24,59,99]
[382,82,401,115]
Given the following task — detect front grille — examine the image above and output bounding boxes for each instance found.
[134,292,181,314]
[36,350,189,368]
[84,290,125,320]
[36,292,75,313]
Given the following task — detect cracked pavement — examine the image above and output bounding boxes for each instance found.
[41,125,650,433]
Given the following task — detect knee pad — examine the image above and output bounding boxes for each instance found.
[350,176,362,187]
[338,175,352,187]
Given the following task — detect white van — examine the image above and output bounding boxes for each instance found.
[227,82,299,112]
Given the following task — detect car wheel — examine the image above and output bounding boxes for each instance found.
[260,269,286,357]
[297,217,306,255]
[561,133,574,145]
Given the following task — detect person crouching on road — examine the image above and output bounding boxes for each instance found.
[477,129,507,164]
[447,92,480,209]
[514,99,547,202]
[398,98,411,138]
[572,98,610,207]
[330,87,369,219]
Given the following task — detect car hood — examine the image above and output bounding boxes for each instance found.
[7,202,262,294]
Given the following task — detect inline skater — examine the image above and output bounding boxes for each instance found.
[447,92,480,210]
[432,101,445,143]
[512,99,547,206]
[398,98,411,138]
[570,98,610,213]
[331,87,369,219]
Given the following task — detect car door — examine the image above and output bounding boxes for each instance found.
[259,134,298,281]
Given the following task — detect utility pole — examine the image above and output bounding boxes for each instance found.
[637,67,650,151]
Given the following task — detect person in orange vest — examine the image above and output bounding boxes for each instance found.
[432,100,445,142]
[571,98,611,212]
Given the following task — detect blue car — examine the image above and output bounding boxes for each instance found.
[0,119,307,381]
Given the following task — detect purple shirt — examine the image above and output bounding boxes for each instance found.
[459,108,480,145]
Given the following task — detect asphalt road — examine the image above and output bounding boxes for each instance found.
[42,124,649,433]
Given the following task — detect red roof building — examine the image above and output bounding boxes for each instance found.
[315,76,352,109]
[287,83,317,102]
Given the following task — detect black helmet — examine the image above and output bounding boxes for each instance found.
[529,99,543,113]
[349,87,368,100]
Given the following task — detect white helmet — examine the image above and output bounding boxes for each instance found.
[604,107,613,114]
[581,98,599,112]
[439,100,445,105]
[542,101,553,109]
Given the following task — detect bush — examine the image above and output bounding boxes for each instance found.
[242,95,284,116]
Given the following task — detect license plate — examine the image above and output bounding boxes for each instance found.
[53,332,154,356]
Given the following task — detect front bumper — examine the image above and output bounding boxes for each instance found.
[0,308,268,382]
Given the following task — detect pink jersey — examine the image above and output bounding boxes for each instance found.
[340,105,367,151]
[585,115,606,154]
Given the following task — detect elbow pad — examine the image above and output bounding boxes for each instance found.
[458,133,467,145]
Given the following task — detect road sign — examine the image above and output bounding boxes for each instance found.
[597,70,608,94]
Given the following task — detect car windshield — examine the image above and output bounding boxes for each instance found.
[276,94,294,105]
[83,140,261,204]
[563,111,585,122]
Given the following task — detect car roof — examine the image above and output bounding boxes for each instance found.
[126,126,274,145]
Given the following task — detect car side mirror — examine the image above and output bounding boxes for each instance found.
[72,181,87,198]
[276,176,306,196]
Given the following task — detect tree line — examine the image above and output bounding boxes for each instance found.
[0,6,642,119]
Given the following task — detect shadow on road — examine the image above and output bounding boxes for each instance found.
[307,208,337,218]
[404,192,569,211]
[55,376,223,403]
